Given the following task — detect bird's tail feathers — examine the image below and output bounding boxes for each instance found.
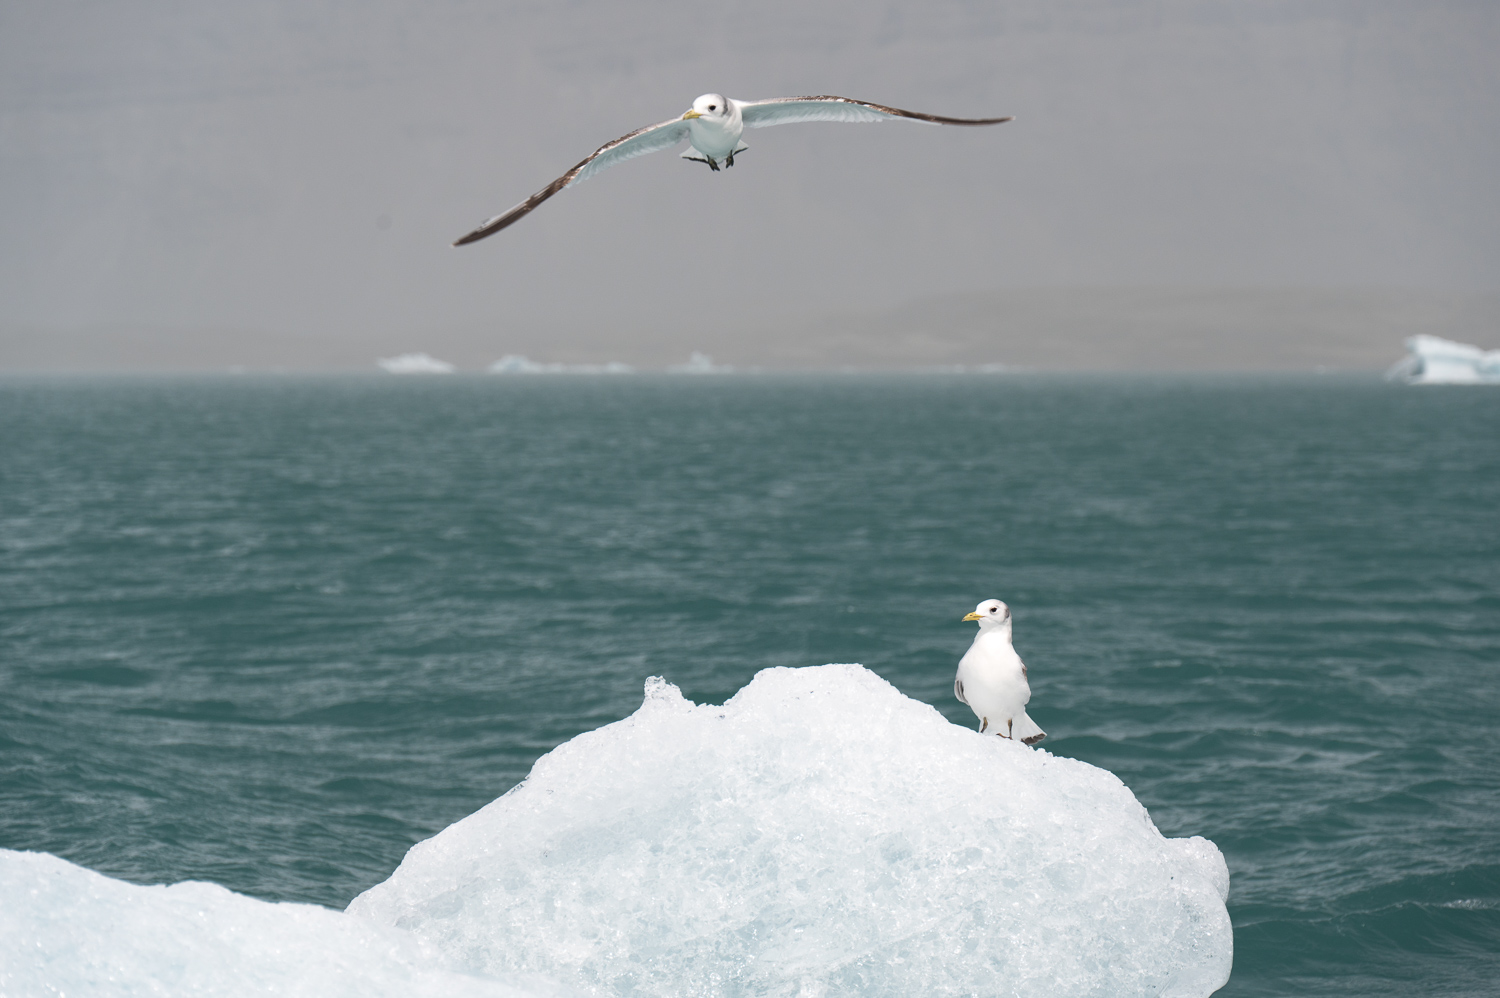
[1013,711,1046,746]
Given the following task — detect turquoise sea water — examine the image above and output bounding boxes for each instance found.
[1,375,1497,996]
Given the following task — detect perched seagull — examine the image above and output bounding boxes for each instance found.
[954,599,1046,745]
[453,94,1012,245]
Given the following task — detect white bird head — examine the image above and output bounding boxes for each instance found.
[963,599,1012,629]
[681,94,731,121]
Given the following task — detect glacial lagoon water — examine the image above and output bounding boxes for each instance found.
[1,374,1497,995]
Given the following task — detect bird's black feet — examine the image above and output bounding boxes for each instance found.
[725,152,735,167]
[707,157,720,172]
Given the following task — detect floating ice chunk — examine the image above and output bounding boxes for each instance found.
[667,351,733,373]
[350,664,1233,998]
[0,849,568,998]
[1386,335,1500,384]
[378,352,457,374]
[489,355,634,374]
[488,353,547,374]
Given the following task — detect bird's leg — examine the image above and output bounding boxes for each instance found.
[725,151,735,167]
[1007,719,1014,739]
[707,157,720,172]
[980,717,988,734]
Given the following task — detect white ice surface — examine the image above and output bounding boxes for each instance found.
[667,351,734,373]
[1387,335,1500,384]
[349,664,1232,998]
[0,849,568,998]
[489,355,635,374]
[377,352,457,374]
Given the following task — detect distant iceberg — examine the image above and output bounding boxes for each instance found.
[667,351,733,374]
[918,363,1012,374]
[1386,335,1500,384]
[378,353,457,375]
[2,665,1233,998]
[488,355,634,375]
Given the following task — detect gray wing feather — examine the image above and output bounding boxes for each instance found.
[570,119,692,185]
[738,95,1012,129]
[453,118,690,246]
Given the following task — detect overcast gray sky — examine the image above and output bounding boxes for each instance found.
[2,0,1497,370]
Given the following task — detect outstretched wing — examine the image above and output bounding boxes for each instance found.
[737,95,1012,129]
[453,118,691,246]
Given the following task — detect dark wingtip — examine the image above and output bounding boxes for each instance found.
[920,112,1012,126]
[452,224,495,247]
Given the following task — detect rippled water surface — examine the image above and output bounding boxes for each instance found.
[2,375,1497,996]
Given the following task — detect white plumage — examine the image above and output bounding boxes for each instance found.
[954,599,1046,745]
[453,93,1011,244]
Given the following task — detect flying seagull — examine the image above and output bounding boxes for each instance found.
[453,94,1012,245]
[954,599,1046,745]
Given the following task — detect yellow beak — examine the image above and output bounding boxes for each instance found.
[962,611,984,621]
[682,109,702,119]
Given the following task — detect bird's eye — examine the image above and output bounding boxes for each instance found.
[708,105,716,111]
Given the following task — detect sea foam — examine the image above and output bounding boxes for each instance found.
[350,664,1232,997]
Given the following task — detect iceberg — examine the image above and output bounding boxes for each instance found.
[1386,335,1500,384]
[0,849,562,998]
[378,352,458,374]
[489,355,635,374]
[351,665,1232,998]
[667,351,734,374]
[2,665,1231,997]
